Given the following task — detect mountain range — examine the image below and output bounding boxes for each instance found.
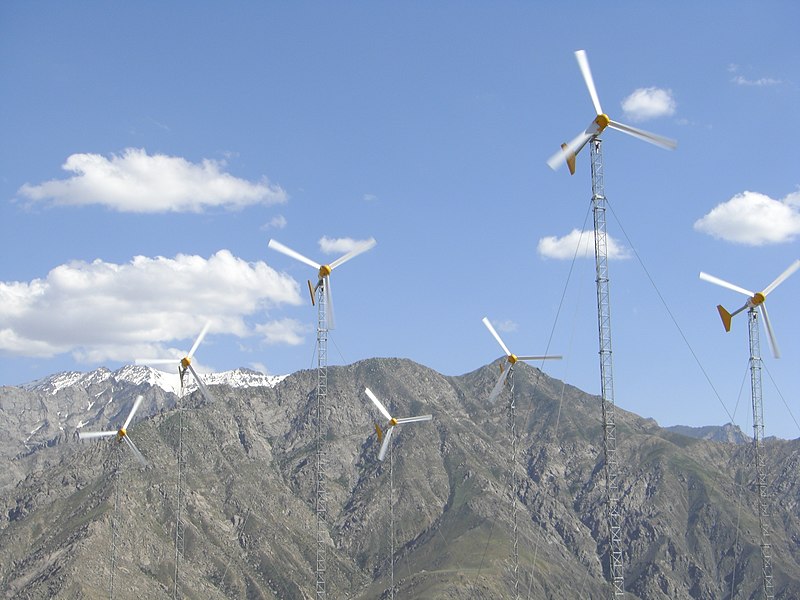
[1,359,798,599]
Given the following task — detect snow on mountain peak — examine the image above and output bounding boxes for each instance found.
[21,365,287,396]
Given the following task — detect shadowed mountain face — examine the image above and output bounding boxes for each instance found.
[1,358,799,599]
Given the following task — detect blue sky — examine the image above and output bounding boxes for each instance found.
[2,2,799,438]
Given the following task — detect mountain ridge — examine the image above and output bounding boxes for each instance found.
[1,357,798,598]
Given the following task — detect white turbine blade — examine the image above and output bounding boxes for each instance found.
[268,239,321,270]
[759,304,781,359]
[482,317,511,357]
[79,430,117,440]
[607,120,677,150]
[488,365,510,404]
[324,275,336,330]
[547,128,594,171]
[377,426,394,461]
[136,358,179,366]
[187,363,216,404]
[699,272,754,297]
[365,387,393,421]
[517,355,563,361]
[328,238,377,270]
[123,434,148,467]
[122,395,143,431]
[575,50,603,115]
[396,415,433,424]
[762,259,800,296]
[187,320,211,359]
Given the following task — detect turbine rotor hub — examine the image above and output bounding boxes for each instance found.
[508,354,518,365]
[319,265,332,278]
[595,113,610,132]
[181,356,191,368]
[752,292,766,306]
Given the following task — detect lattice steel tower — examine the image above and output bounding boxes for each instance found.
[747,309,774,599]
[590,138,624,596]
[699,259,799,599]
[173,372,188,600]
[315,283,329,598]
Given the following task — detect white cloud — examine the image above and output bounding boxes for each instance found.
[731,75,782,87]
[318,236,376,255]
[262,215,287,230]
[492,319,518,334]
[621,87,676,122]
[255,318,309,346]
[694,190,800,245]
[537,229,630,260]
[363,193,378,202]
[17,148,287,213]
[0,250,304,360]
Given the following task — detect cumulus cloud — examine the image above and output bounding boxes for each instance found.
[318,236,376,255]
[262,215,287,230]
[537,229,630,260]
[17,148,287,213]
[0,250,304,361]
[621,87,676,122]
[694,190,800,245]
[255,318,309,346]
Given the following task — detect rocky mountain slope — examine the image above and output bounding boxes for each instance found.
[1,359,799,599]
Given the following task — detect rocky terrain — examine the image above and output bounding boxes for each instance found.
[1,358,799,599]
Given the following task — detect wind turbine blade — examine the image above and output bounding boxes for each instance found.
[482,317,511,357]
[324,275,335,330]
[762,259,800,296]
[188,321,211,359]
[378,426,394,461]
[122,395,143,431]
[365,388,393,421]
[328,238,377,270]
[607,120,677,150]
[396,415,433,424]
[575,49,603,115]
[123,435,148,467]
[187,363,216,404]
[79,430,117,440]
[268,239,321,270]
[759,304,781,359]
[488,365,510,404]
[699,272,754,297]
[547,128,594,171]
[136,358,179,366]
[516,355,563,361]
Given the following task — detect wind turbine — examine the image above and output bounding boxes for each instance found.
[363,387,432,599]
[699,259,800,358]
[79,394,147,599]
[268,238,376,329]
[135,321,216,600]
[482,317,561,403]
[364,387,432,461]
[482,317,560,598]
[79,394,148,465]
[269,237,376,598]
[547,50,676,175]
[136,320,215,404]
[547,50,676,598]
[699,259,799,599]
